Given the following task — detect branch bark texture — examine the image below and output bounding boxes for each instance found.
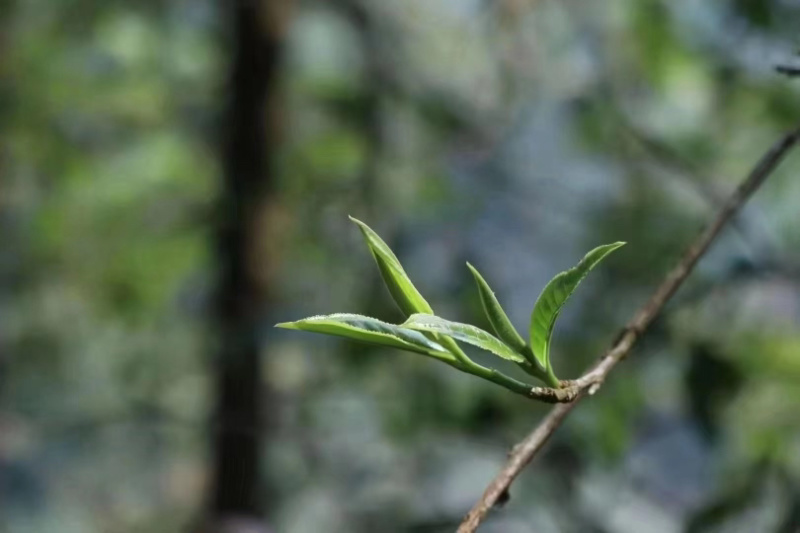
[457,126,800,533]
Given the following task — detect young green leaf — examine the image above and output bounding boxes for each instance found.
[466,262,527,354]
[403,313,526,363]
[349,216,434,317]
[529,242,625,370]
[276,313,448,357]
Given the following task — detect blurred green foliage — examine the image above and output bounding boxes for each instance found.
[3,0,800,532]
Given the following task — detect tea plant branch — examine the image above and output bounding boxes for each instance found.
[457,125,800,533]
[280,214,626,394]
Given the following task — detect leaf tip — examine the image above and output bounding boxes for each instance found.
[348,215,366,228]
[465,261,485,282]
[594,241,626,257]
[349,215,375,241]
[274,322,296,330]
[606,241,626,255]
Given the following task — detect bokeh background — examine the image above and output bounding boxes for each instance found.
[3,1,800,532]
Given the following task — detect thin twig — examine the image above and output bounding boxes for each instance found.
[776,65,800,78]
[457,126,800,533]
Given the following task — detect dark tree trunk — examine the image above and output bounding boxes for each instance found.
[207,0,289,527]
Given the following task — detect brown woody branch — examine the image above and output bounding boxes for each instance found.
[457,125,800,533]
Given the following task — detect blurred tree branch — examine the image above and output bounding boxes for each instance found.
[458,125,800,532]
[776,65,800,77]
[206,0,291,530]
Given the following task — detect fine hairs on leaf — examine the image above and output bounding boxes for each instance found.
[275,313,453,362]
[403,313,526,363]
[276,217,625,398]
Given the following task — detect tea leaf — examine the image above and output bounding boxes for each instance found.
[350,216,433,317]
[529,242,625,369]
[277,313,447,357]
[467,262,527,354]
[404,313,525,363]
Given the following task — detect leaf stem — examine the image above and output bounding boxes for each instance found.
[438,335,474,365]
[543,364,561,389]
[520,345,540,367]
[426,350,459,364]
[518,347,560,388]
[456,360,539,398]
